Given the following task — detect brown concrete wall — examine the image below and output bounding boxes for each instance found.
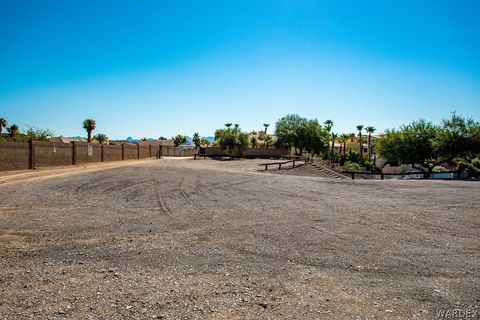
[244,148,288,158]
[0,142,30,171]
[0,141,160,172]
[201,147,242,157]
[34,141,73,167]
[123,145,137,160]
[139,146,151,159]
[76,143,102,164]
[103,145,122,161]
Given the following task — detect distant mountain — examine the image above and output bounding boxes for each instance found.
[125,137,140,143]
[202,136,214,143]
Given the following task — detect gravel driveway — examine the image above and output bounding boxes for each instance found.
[0,158,478,319]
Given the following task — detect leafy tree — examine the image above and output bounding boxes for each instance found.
[173,134,187,147]
[377,119,437,171]
[275,114,305,151]
[192,132,201,149]
[433,113,480,161]
[94,133,109,144]
[0,117,7,135]
[378,114,480,174]
[200,138,211,146]
[82,119,96,143]
[26,127,53,141]
[140,137,148,141]
[250,136,257,148]
[7,124,19,138]
[275,114,329,155]
[365,126,376,158]
[159,136,167,140]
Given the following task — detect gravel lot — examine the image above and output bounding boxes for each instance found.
[0,158,478,319]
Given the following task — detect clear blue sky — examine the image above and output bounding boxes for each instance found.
[1,0,479,139]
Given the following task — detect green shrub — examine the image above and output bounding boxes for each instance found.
[457,161,480,178]
[471,158,480,169]
[344,161,361,171]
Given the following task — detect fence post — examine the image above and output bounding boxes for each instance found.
[101,144,104,162]
[71,141,77,165]
[381,173,384,180]
[149,145,152,158]
[28,140,35,169]
[137,144,140,160]
[122,144,125,160]
[351,172,355,179]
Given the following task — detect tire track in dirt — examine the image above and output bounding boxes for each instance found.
[149,174,172,215]
[176,176,193,205]
[200,177,261,194]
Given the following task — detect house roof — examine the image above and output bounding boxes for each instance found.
[138,139,175,147]
[50,136,84,143]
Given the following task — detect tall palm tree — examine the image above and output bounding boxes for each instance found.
[365,126,376,159]
[263,123,270,135]
[225,123,232,129]
[324,120,333,132]
[349,132,355,142]
[356,125,364,157]
[83,119,96,143]
[339,134,349,157]
[0,118,7,135]
[192,132,201,149]
[93,133,108,144]
[330,132,337,158]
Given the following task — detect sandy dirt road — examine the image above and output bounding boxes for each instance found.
[0,158,478,319]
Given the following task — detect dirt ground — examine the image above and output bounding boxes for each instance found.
[0,158,478,319]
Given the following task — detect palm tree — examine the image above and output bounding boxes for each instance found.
[324,120,333,132]
[264,135,272,148]
[83,119,96,143]
[349,132,355,142]
[356,125,364,157]
[365,126,376,159]
[250,136,257,148]
[225,123,232,129]
[0,118,7,135]
[339,134,348,157]
[330,132,337,158]
[192,132,201,149]
[263,123,270,135]
[93,133,108,144]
